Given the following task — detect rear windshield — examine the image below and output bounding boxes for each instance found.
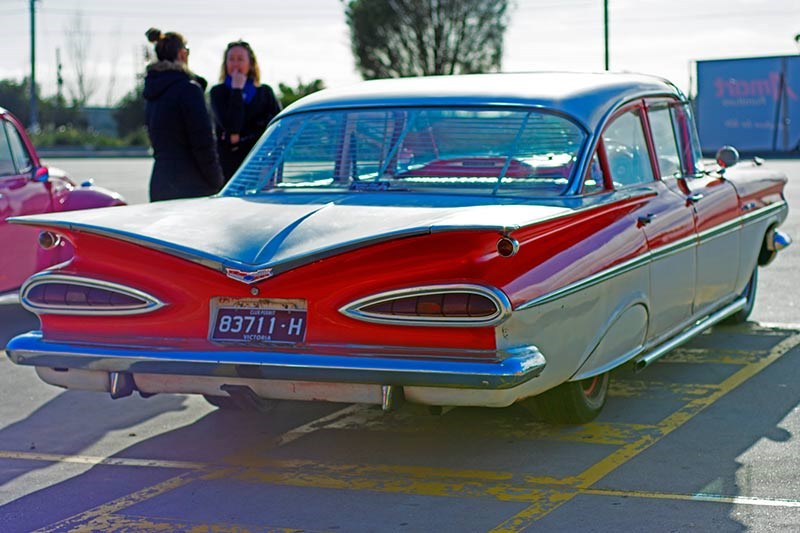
[222,107,587,197]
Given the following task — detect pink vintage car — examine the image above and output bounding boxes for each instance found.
[0,107,125,294]
[5,73,793,423]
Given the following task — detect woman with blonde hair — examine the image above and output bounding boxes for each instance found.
[143,28,223,201]
[210,40,282,181]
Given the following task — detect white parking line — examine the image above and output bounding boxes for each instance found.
[585,488,800,508]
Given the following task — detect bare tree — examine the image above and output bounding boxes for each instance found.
[64,11,98,107]
[344,0,511,79]
[104,23,123,106]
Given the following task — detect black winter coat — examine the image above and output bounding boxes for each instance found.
[143,61,224,201]
[210,82,281,181]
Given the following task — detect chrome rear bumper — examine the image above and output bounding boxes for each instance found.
[6,331,546,390]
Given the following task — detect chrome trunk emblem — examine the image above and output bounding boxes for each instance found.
[225,267,274,284]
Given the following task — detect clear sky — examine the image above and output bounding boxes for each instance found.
[2,0,799,106]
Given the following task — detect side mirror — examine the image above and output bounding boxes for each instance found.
[32,166,50,183]
[715,146,739,170]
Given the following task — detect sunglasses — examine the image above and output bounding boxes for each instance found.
[226,40,251,50]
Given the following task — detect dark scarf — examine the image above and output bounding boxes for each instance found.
[225,75,256,104]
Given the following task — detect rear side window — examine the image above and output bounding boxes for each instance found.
[4,121,33,173]
[602,108,654,188]
[0,120,17,176]
[671,104,704,176]
[648,106,682,178]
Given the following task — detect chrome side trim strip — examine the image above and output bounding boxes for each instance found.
[6,332,546,390]
[740,201,786,226]
[340,284,512,327]
[648,233,696,262]
[697,218,741,243]
[20,273,166,316]
[633,297,746,369]
[517,201,786,311]
[517,254,648,310]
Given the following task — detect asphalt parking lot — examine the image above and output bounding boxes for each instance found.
[1,308,798,532]
[0,158,798,532]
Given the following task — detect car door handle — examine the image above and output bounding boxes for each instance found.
[637,213,656,226]
[686,193,704,204]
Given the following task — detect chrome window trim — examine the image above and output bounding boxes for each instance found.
[20,273,166,316]
[340,284,512,327]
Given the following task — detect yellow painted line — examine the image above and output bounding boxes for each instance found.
[33,404,360,532]
[0,450,207,470]
[234,467,555,502]
[610,379,722,400]
[323,405,658,446]
[659,348,765,365]
[246,458,517,482]
[32,469,231,533]
[488,421,660,446]
[579,333,800,487]
[583,488,800,508]
[58,513,311,533]
[29,332,800,532]
[489,332,800,532]
[0,450,517,484]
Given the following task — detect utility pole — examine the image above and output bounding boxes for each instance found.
[604,0,609,70]
[29,0,38,129]
[56,48,63,101]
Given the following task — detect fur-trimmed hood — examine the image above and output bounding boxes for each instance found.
[143,60,208,100]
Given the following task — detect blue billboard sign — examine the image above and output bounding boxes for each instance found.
[695,55,799,154]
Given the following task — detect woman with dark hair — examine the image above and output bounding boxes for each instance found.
[143,28,223,201]
[210,40,282,182]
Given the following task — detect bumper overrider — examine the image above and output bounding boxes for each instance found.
[6,331,546,390]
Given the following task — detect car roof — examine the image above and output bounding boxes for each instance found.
[280,71,684,132]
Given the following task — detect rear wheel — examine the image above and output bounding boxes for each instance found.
[521,372,610,424]
[723,267,758,324]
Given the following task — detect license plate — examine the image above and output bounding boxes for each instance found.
[210,297,307,344]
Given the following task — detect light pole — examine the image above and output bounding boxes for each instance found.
[29,0,39,130]
[604,0,609,70]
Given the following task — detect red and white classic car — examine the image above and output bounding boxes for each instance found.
[0,107,125,294]
[5,73,791,423]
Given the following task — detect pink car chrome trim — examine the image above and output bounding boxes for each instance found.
[20,273,166,316]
